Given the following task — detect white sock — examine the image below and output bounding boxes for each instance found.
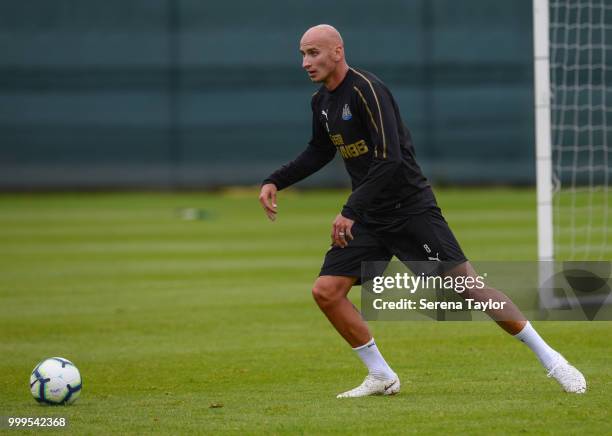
[353,338,396,380]
[514,322,560,371]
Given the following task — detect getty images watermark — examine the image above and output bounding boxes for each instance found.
[371,271,501,311]
[360,261,612,321]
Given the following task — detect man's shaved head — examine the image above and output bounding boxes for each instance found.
[300,24,344,49]
[299,24,348,89]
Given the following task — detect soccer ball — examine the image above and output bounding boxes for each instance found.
[30,357,82,405]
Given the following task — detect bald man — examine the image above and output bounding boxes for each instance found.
[259,24,586,398]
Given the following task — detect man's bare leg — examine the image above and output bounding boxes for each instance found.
[311,275,368,347]
[312,275,400,397]
[445,261,526,334]
[445,261,586,393]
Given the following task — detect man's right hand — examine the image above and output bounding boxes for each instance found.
[258,183,278,221]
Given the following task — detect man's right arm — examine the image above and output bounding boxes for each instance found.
[259,137,335,221]
[262,141,336,190]
[263,99,336,190]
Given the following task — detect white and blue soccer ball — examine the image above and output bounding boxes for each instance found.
[30,357,82,405]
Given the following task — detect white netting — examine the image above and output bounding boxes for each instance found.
[550,0,612,260]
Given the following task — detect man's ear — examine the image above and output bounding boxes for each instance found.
[333,46,343,62]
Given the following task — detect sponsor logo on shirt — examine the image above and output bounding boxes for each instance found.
[328,133,368,159]
[339,140,368,159]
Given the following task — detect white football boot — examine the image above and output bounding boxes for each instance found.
[547,354,587,394]
[336,374,400,398]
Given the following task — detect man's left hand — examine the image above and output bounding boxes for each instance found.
[331,214,355,248]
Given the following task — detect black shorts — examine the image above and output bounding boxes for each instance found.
[319,207,467,285]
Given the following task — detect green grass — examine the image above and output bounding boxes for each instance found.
[0,188,610,435]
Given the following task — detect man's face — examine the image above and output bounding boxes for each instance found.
[299,40,337,84]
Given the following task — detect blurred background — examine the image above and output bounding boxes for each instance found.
[0,0,536,190]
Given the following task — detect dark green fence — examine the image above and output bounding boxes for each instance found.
[0,0,536,189]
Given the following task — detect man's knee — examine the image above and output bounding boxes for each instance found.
[445,261,487,299]
[312,276,354,308]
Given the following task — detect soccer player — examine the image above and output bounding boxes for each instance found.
[259,24,586,397]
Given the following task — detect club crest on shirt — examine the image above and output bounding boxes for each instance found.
[342,104,352,120]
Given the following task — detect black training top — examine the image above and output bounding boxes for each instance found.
[263,67,436,221]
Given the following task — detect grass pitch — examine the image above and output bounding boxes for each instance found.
[0,188,610,434]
